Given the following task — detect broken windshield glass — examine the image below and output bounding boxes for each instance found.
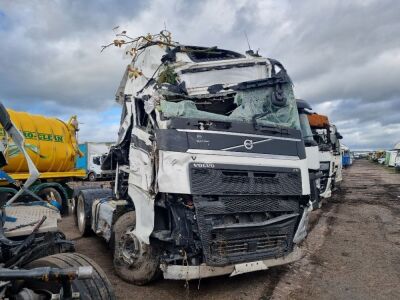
[159,83,300,130]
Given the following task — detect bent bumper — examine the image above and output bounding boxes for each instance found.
[161,246,303,280]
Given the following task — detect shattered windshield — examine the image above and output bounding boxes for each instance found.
[159,83,300,130]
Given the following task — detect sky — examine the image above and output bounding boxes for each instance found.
[0,0,399,150]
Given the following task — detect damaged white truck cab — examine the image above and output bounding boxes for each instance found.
[76,43,311,284]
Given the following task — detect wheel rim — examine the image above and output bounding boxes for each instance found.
[77,197,86,233]
[120,231,140,265]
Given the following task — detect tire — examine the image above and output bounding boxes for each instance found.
[74,189,113,235]
[76,194,91,236]
[88,172,96,182]
[71,186,102,216]
[113,211,161,285]
[25,253,115,300]
[37,187,63,212]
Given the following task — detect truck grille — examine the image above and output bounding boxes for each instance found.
[190,164,302,196]
[193,195,300,266]
[211,234,289,257]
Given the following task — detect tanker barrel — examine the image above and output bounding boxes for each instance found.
[0,102,12,131]
[1,109,81,174]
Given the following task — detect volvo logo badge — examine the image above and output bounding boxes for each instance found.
[193,163,215,168]
[244,139,254,150]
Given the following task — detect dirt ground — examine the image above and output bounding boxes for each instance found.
[60,160,400,300]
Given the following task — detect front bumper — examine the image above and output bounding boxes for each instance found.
[161,246,303,280]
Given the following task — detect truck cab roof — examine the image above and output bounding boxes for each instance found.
[115,44,273,103]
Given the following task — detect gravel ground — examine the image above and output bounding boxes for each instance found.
[60,160,400,300]
[272,160,400,300]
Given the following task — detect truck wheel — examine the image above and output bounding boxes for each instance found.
[24,253,115,299]
[88,172,96,182]
[76,194,91,236]
[113,211,161,285]
[38,187,63,211]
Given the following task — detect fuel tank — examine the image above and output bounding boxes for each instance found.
[0,109,81,173]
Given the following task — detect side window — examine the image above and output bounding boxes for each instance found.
[135,99,149,128]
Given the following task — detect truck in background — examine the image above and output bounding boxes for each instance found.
[74,35,312,285]
[297,99,322,209]
[393,142,400,171]
[0,108,85,212]
[385,149,398,167]
[341,144,352,168]
[76,142,114,181]
[308,113,343,199]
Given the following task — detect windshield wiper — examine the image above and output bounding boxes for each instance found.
[251,114,290,135]
[252,114,280,133]
[190,119,232,130]
[257,125,282,134]
[252,111,271,123]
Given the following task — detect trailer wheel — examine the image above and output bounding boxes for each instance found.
[38,187,63,211]
[76,194,91,236]
[88,172,96,182]
[113,211,161,285]
[24,253,115,299]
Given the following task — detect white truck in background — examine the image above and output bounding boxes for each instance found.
[76,142,114,181]
[308,114,343,199]
[296,99,322,209]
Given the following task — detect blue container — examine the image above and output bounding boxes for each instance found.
[76,144,88,169]
[342,155,351,167]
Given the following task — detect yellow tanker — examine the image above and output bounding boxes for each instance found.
[0,109,85,180]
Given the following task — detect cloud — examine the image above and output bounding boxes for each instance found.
[0,0,399,149]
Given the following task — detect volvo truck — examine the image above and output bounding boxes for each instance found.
[75,38,311,284]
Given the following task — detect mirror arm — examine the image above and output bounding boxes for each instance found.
[5,125,40,205]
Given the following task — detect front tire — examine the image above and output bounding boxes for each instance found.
[113,211,161,285]
[25,253,115,299]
